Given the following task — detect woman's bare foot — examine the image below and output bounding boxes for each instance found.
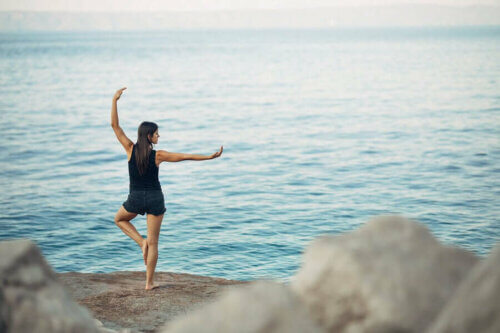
[145,283,159,290]
[141,238,148,266]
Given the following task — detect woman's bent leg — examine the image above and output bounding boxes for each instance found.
[115,206,143,247]
[146,212,163,290]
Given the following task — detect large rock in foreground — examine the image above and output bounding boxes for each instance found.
[159,279,325,333]
[290,215,479,333]
[0,239,102,333]
[427,243,500,333]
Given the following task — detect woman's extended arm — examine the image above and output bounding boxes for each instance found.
[157,146,223,162]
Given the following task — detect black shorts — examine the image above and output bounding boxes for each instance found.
[122,190,166,216]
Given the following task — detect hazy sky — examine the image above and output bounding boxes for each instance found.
[1,0,499,12]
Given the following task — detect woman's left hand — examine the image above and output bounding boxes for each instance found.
[210,146,223,159]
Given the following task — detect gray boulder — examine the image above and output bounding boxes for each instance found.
[0,239,103,333]
[427,242,500,333]
[290,215,479,333]
[160,279,325,333]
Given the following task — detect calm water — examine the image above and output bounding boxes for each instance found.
[0,27,499,283]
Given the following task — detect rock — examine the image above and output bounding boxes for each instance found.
[0,239,101,333]
[57,270,249,332]
[94,319,119,332]
[427,242,500,333]
[0,287,9,332]
[290,215,479,333]
[159,279,325,333]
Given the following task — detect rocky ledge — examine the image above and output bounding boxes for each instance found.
[1,215,499,333]
[55,271,249,332]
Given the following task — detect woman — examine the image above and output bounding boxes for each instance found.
[111,87,223,290]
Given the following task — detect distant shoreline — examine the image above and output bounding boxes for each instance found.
[1,5,499,31]
[1,25,499,35]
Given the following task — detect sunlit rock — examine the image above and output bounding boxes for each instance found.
[290,215,479,333]
[160,279,325,333]
[427,242,500,333]
[0,239,103,333]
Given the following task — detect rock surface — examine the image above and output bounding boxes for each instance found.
[427,243,500,333]
[0,239,102,333]
[159,279,325,333]
[56,270,250,333]
[289,215,479,333]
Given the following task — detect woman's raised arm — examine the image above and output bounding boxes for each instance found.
[110,87,127,127]
[110,87,133,152]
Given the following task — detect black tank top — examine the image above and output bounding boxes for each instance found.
[128,144,161,191]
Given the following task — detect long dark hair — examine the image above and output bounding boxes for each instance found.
[135,121,158,176]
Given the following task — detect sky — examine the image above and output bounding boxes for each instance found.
[0,0,499,12]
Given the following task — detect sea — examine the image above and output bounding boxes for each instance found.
[0,26,499,283]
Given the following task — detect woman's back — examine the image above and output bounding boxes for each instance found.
[128,144,162,192]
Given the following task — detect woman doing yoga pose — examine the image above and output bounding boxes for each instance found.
[110,87,223,290]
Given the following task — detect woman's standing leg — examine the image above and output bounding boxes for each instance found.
[145,212,163,290]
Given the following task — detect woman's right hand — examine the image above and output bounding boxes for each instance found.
[210,146,223,159]
[113,87,127,101]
